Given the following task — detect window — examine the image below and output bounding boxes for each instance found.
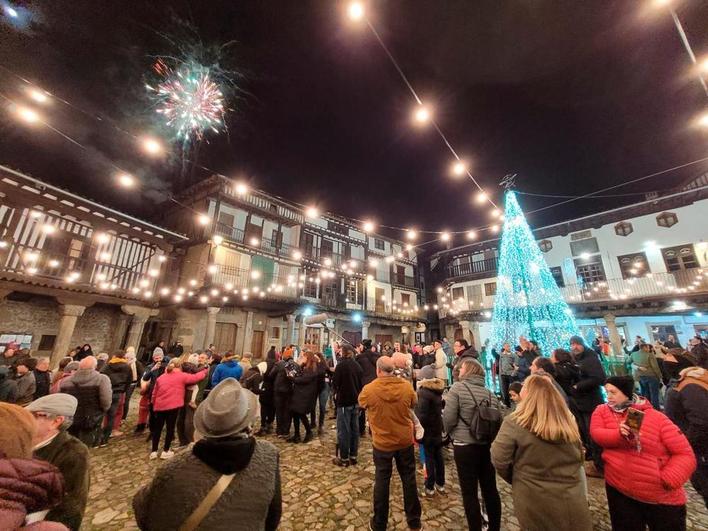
[395,265,405,285]
[574,260,607,284]
[452,286,465,300]
[656,212,678,228]
[327,221,348,235]
[271,229,283,249]
[466,284,483,306]
[271,327,280,339]
[400,292,411,306]
[614,222,633,237]
[484,282,497,296]
[570,237,600,257]
[346,279,364,305]
[38,335,56,350]
[321,238,334,258]
[302,232,315,258]
[374,238,385,251]
[662,244,698,272]
[618,252,650,279]
[550,266,565,287]
[217,212,235,233]
[538,240,553,253]
[303,279,318,298]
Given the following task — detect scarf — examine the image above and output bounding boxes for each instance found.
[609,393,638,413]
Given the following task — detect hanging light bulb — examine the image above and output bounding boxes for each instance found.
[440,232,451,242]
[347,1,365,21]
[451,160,466,176]
[466,230,477,240]
[362,220,375,233]
[475,191,488,204]
[413,104,431,124]
[406,229,417,240]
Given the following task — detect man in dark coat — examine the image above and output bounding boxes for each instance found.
[332,344,363,466]
[272,350,297,437]
[451,339,478,383]
[356,340,380,437]
[0,366,18,403]
[256,353,277,435]
[569,335,606,474]
[415,364,446,495]
[33,357,51,399]
[28,393,90,531]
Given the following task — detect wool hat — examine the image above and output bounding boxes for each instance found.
[419,364,436,380]
[605,375,635,399]
[569,335,584,346]
[194,378,258,439]
[0,403,37,459]
[26,393,78,419]
[64,361,80,373]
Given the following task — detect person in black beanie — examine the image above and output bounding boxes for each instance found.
[604,375,635,399]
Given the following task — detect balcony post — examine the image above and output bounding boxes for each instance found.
[603,313,623,356]
[204,307,221,349]
[285,314,296,346]
[362,320,371,340]
[50,303,86,369]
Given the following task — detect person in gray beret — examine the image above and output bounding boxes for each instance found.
[26,393,91,531]
[133,377,282,531]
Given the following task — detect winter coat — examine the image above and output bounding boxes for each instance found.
[443,373,502,445]
[33,430,90,531]
[289,366,321,415]
[631,349,663,381]
[415,378,445,446]
[359,376,417,452]
[0,369,18,403]
[272,360,297,395]
[0,455,67,531]
[33,370,51,399]
[356,350,379,386]
[100,359,132,394]
[211,360,243,387]
[14,372,36,406]
[152,369,208,412]
[433,348,448,381]
[664,367,708,470]
[332,357,363,408]
[451,348,478,382]
[60,368,112,413]
[260,359,277,405]
[490,417,592,531]
[141,359,169,400]
[241,367,264,395]
[498,350,515,377]
[590,399,696,505]
[572,347,606,413]
[553,360,580,398]
[515,350,537,382]
[133,437,281,531]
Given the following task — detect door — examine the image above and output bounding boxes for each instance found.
[375,287,385,313]
[375,334,393,349]
[250,330,265,358]
[342,330,362,347]
[214,323,237,354]
[396,265,405,285]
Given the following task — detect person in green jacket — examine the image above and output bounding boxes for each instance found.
[27,393,91,531]
[631,342,663,410]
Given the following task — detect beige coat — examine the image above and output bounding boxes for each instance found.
[490,417,592,531]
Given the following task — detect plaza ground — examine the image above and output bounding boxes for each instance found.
[82,398,708,530]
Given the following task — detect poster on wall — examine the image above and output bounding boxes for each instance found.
[0,333,33,353]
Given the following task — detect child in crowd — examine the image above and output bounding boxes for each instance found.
[508,381,523,410]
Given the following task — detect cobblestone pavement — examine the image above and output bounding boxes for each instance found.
[83,399,707,530]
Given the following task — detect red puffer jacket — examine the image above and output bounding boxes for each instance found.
[590,399,696,505]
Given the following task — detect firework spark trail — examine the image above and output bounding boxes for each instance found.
[147,60,226,142]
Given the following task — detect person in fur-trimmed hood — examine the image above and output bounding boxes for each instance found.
[415,364,446,496]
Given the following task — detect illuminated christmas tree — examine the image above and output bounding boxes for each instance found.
[490,191,580,355]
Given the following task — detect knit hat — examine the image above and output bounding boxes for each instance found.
[362,339,372,349]
[0,403,36,459]
[257,362,268,375]
[26,393,78,419]
[194,378,258,439]
[64,361,80,373]
[569,335,584,346]
[605,375,634,399]
[419,365,436,380]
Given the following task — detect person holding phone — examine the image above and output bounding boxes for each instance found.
[590,375,696,530]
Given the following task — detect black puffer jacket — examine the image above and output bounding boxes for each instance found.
[289,366,321,415]
[101,359,132,393]
[554,360,580,397]
[572,347,606,413]
[273,359,297,395]
[260,359,277,405]
[356,349,379,386]
[415,378,445,446]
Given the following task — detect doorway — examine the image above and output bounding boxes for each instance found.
[250,330,265,358]
[342,330,362,347]
[214,323,237,354]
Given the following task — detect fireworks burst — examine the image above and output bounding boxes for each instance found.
[147,59,226,142]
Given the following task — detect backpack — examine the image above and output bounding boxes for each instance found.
[458,382,502,443]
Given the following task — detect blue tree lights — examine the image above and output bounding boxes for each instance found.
[490,191,580,356]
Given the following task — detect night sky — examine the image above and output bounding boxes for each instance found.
[1,0,707,241]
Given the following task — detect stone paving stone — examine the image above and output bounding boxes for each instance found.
[81,399,708,530]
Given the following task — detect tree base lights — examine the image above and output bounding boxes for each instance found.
[490,191,580,356]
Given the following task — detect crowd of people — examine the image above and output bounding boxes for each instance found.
[0,332,706,530]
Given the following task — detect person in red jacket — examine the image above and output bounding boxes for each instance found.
[149,358,207,460]
[590,375,696,530]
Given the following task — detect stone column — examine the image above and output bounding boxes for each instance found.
[110,314,132,351]
[444,324,456,342]
[242,311,254,353]
[604,313,623,356]
[470,321,482,351]
[175,309,196,352]
[459,321,471,345]
[121,305,160,354]
[51,304,85,368]
[298,317,307,349]
[204,307,221,349]
[361,320,371,340]
[284,314,296,347]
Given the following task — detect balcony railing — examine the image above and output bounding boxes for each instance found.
[214,226,294,258]
[447,257,498,280]
[392,274,417,289]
